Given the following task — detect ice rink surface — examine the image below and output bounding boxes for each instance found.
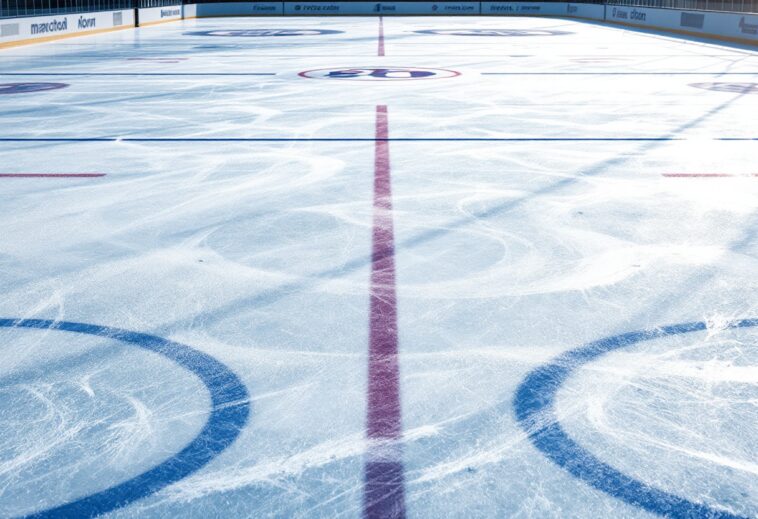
[1,14,757,519]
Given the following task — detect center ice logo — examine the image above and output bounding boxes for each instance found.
[299,67,460,80]
[414,29,570,37]
[185,29,343,37]
[0,82,69,95]
[690,82,758,94]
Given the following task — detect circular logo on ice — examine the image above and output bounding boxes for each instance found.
[690,82,758,95]
[414,29,570,37]
[185,29,343,37]
[299,67,461,81]
[0,82,69,95]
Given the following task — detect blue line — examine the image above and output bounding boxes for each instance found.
[513,318,758,519]
[481,72,758,75]
[0,73,277,76]
[0,137,756,142]
[0,318,250,519]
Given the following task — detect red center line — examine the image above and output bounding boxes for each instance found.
[378,16,385,57]
[0,173,106,178]
[364,105,406,519]
[662,173,758,178]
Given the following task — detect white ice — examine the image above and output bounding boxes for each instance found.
[0,15,757,518]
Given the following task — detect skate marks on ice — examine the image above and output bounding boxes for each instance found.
[0,319,248,518]
[515,319,758,519]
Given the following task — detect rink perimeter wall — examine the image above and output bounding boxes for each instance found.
[0,9,135,48]
[183,1,756,44]
[1,2,756,47]
[603,5,758,43]
[180,2,606,17]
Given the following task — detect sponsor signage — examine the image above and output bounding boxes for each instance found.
[604,5,756,42]
[610,7,647,22]
[429,3,478,13]
[481,2,568,14]
[0,10,135,44]
[161,8,181,18]
[78,16,96,29]
[739,16,758,35]
[137,5,182,24]
[30,18,67,35]
[251,3,280,12]
[28,15,97,34]
[186,2,283,16]
[487,4,541,13]
[290,3,340,13]
[680,12,704,29]
[285,2,479,15]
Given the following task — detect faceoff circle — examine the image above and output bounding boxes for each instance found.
[0,318,249,518]
[514,319,758,519]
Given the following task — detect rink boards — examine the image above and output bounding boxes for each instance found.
[2,2,757,47]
